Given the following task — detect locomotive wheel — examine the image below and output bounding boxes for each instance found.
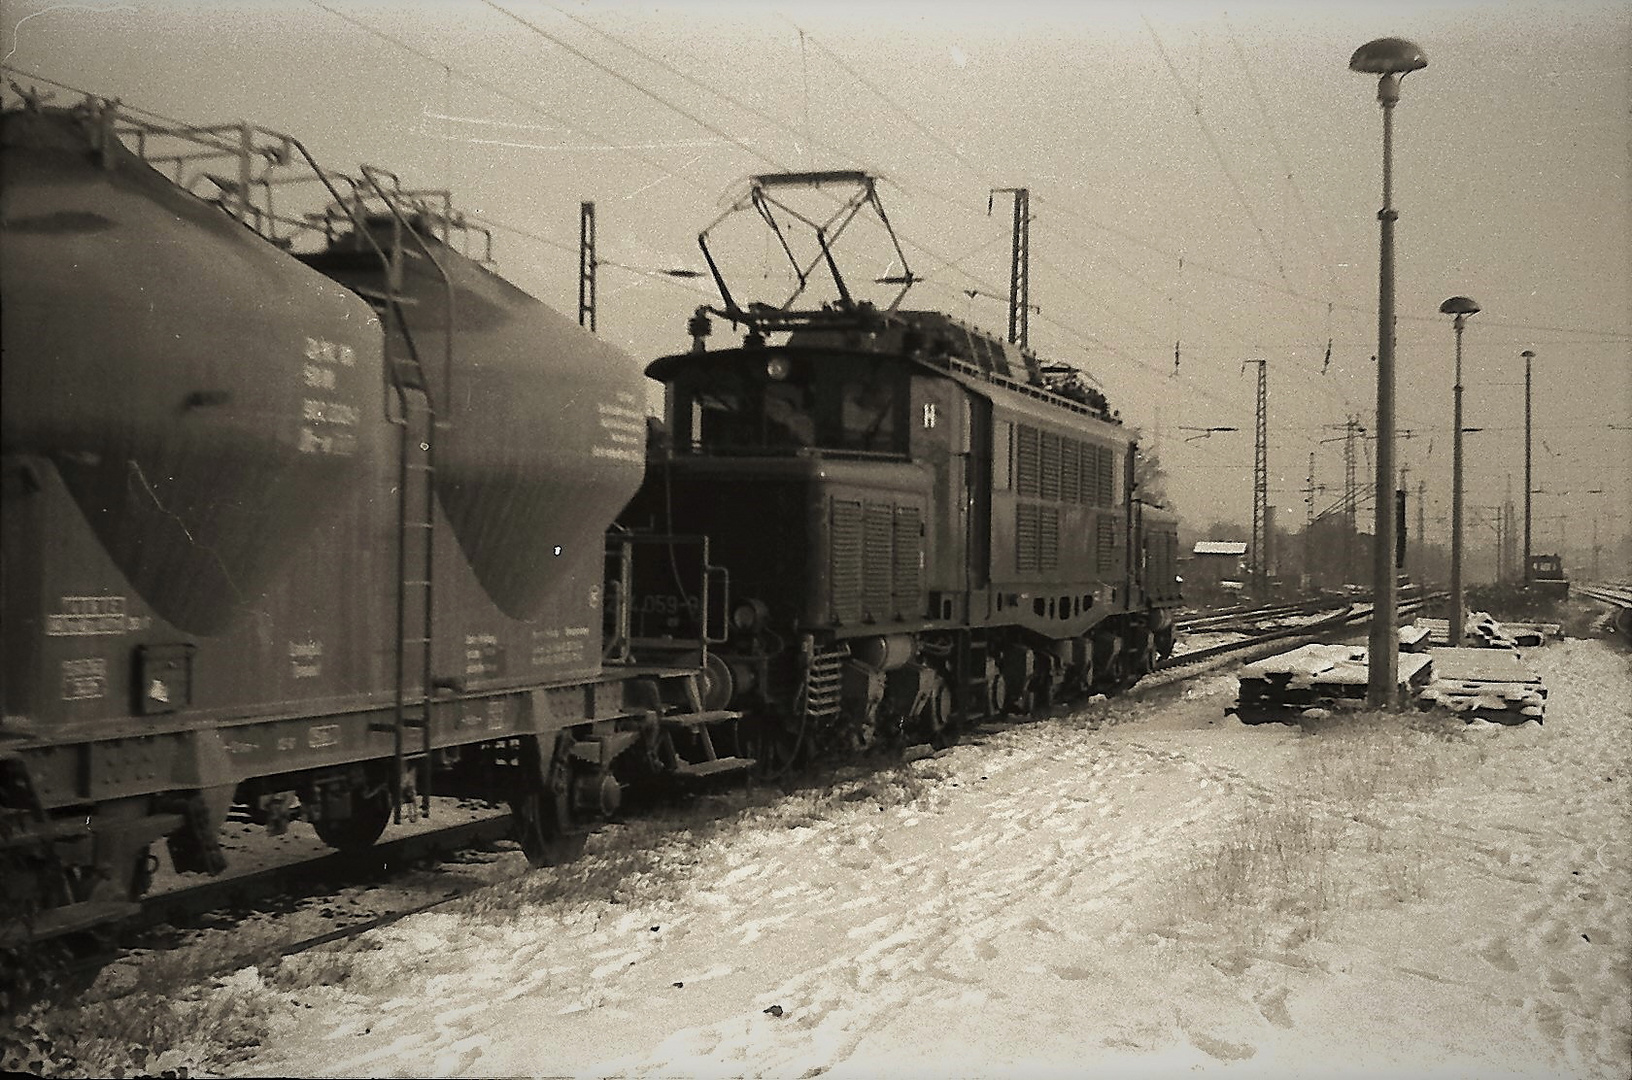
[511,733,586,867]
[985,661,1007,718]
[311,781,392,852]
[1132,637,1157,680]
[925,683,958,750]
[1110,650,1143,693]
[742,715,803,778]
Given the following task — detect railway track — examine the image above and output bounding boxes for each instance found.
[1176,596,1355,633]
[1163,592,1435,670]
[9,594,1439,1012]
[134,812,517,936]
[1174,585,1426,634]
[1577,581,1632,636]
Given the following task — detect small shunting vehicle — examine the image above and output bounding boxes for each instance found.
[1526,554,1570,600]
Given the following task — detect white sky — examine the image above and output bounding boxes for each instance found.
[6,0,1628,557]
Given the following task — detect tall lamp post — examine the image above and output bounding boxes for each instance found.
[1351,36,1427,707]
[1440,296,1480,646]
[1521,349,1536,581]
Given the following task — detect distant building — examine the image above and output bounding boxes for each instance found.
[1186,540,1249,599]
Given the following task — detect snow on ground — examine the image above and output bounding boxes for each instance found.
[188,640,1627,1077]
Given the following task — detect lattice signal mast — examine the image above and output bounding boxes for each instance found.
[578,201,596,332]
[990,187,1030,351]
[1243,358,1268,592]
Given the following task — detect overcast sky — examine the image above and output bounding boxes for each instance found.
[6,0,1628,563]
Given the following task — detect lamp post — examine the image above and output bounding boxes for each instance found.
[1351,36,1427,707]
[1521,349,1536,582]
[1439,297,1480,646]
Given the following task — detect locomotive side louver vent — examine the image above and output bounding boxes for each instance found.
[1061,440,1080,504]
[893,505,923,615]
[1016,503,1040,573]
[1016,425,1040,497]
[1040,506,1060,571]
[1080,443,1099,504]
[1041,431,1062,501]
[1096,516,1118,572]
[831,498,864,624]
[863,501,894,619]
[1097,448,1115,507]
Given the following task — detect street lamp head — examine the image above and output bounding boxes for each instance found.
[1521,349,1536,359]
[1352,38,1427,104]
[1439,296,1480,317]
[1350,37,1428,75]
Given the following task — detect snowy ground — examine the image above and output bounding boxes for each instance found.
[33,639,1632,1078]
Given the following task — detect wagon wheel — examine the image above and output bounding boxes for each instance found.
[511,733,587,867]
[128,845,159,900]
[311,776,393,852]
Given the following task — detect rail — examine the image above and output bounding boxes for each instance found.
[1577,581,1632,636]
[1175,586,1424,634]
[1160,592,1437,671]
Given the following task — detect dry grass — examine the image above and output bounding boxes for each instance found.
[1178,797,1345,948]
[4,975,277,1079]
[1171,711,1456,948]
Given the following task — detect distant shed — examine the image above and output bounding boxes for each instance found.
[1186,540,1249,596]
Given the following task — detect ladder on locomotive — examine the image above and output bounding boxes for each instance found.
[804,647,846,729]
[354,172,450,823]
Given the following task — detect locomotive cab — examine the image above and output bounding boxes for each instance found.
[665,347,911,458]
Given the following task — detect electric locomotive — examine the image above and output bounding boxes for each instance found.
[620,172,1181,762]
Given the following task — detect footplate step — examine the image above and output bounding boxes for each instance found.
[671,756,755,778]
[660,710,739,729]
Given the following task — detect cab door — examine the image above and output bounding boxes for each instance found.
[966,395,992,591]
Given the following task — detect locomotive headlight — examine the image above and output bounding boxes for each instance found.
[764,356,792,381]
[732,598,770,632]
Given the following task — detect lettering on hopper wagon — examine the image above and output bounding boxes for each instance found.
[593,392,647,463]
[289,639,323,679]
[45,595,150,636]
[299,337,360,457]
[60,657,108,701]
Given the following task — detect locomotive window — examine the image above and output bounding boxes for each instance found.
[763,381,816,448]
[836,370,902,452]
[672,356,904,455]
[685,373,752,451]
